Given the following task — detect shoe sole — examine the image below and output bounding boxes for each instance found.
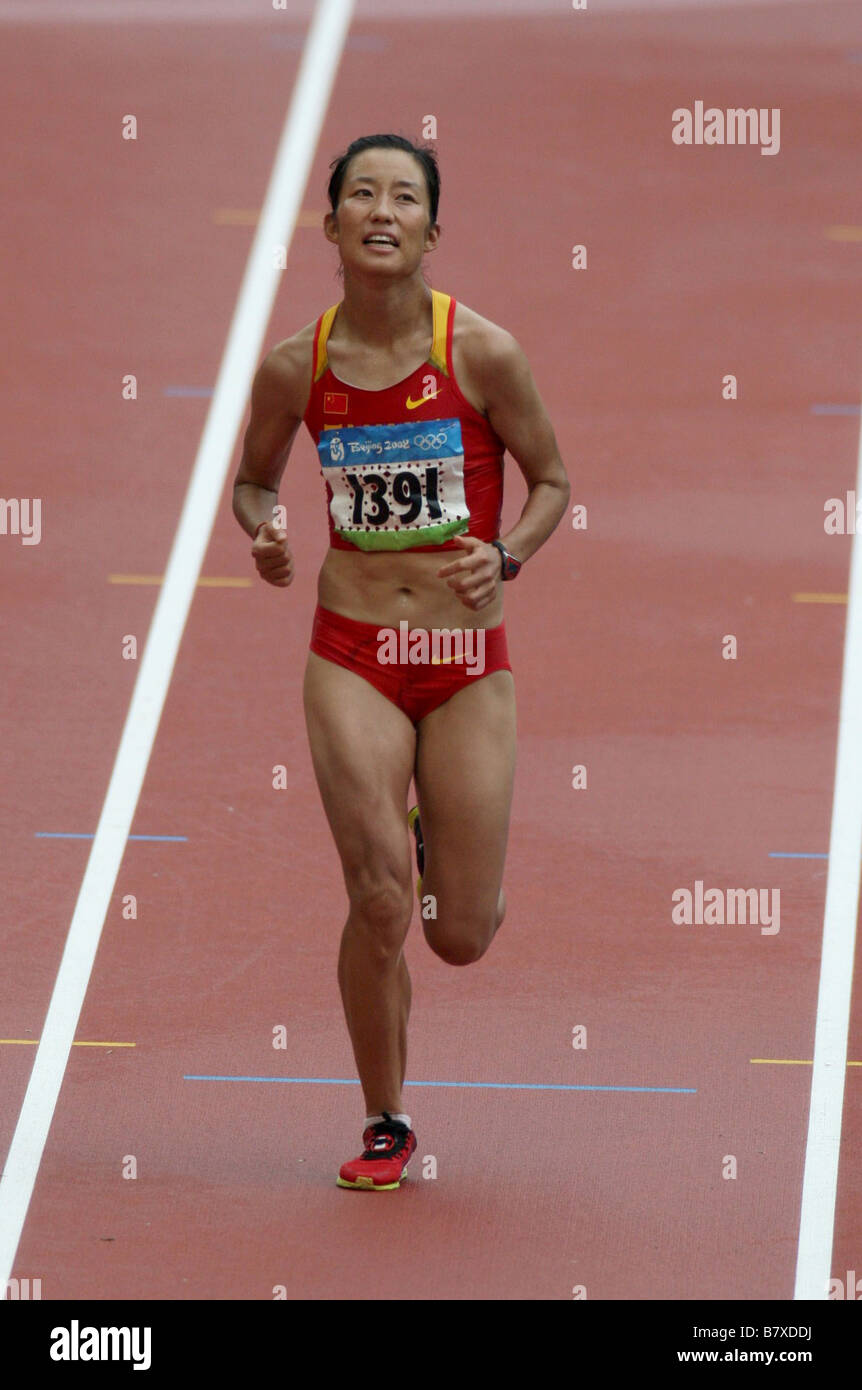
[336,1167,409,1191]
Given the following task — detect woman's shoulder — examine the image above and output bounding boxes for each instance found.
[255,319,319,416]
[267,318,319,372]
[450,298,525,389]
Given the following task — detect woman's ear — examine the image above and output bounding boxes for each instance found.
[424,220,441,253]
[323,211,339,245]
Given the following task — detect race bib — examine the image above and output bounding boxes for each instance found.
[319,417,470,550]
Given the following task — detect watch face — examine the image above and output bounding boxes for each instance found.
[497,545,519,579]
[494,540,520,578]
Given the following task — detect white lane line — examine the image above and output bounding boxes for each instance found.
[0,0,355,1286]
[794,397,862,1300]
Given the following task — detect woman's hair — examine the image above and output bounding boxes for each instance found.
[327,134,440,224]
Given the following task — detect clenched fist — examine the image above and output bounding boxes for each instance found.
[252,523,294,588]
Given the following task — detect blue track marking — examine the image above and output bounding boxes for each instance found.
[163,387,213,398]
[35,833,188,842]
[769,852,828,860]
[183,1075,696,1094]
[810,405,862,416]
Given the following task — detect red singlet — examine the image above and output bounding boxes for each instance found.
[302,290,505,552]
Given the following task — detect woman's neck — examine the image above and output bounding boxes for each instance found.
[336,274,433,348]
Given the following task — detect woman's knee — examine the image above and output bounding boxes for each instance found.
[345,871,413,958]
[426,933,488,967]
[423,905,497,967]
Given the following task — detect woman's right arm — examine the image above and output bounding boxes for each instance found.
[232,340,309,589]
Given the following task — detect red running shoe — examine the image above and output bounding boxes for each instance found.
[337,1113,417,1190]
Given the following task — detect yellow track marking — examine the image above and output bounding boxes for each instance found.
[792,593,848,604]
[750,1058,861,1066]
[826,226,862,242]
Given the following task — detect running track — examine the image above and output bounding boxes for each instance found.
[1,0,861,1301]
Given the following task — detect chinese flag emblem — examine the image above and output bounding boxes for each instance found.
[324,391,348,414]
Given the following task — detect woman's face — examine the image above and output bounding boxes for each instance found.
[325,148,439,275]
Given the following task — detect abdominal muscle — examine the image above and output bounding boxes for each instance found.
[317,545,504,631]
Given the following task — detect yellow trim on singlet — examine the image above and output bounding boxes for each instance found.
[429,290,450,375]
[313,304,340,382]
[312,290,452,383]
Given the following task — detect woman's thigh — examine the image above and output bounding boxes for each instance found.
[303,651,418,921]
[414,669,516,934]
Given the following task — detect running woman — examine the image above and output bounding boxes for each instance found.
[233,134,569,1190]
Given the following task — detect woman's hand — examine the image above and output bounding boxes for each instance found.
[252,523,294,588]
[437,535,500,611]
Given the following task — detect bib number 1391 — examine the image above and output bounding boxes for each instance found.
[345,466,442,527]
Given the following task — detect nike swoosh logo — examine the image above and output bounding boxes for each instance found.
[405,391,441,409]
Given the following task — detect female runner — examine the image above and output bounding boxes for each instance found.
[233,134,569,1189]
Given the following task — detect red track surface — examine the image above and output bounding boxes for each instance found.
[2,1,861,1300]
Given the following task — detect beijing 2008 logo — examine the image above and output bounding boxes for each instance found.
[412,430,448,452]
[329,435,345,462]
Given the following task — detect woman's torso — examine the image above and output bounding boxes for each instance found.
[299,291,506,630]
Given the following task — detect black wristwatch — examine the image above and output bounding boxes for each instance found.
[491,540,522,581]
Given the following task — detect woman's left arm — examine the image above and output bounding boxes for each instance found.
[438,328,570,611]
[482,329,570,563]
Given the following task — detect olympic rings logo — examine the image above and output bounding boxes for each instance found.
[412,430,449,451]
